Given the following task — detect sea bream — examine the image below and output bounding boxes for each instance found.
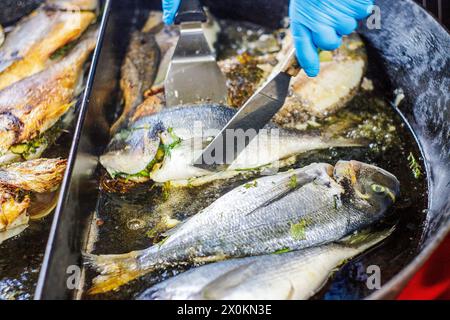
[0,158,67,244]
[138,228,393,300]
[100,105,363,187]
[85,160,400,293]
[0,0,97,91]
[0,28,98,165]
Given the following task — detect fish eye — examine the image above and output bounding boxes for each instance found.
[371,184,386,194]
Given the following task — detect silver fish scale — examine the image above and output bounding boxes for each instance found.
[136,163,377,269]
[139,241,367,300]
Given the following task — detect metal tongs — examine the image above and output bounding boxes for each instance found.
[194,48,301,171]
[165,0,228,107]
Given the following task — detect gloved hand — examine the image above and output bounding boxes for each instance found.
[290,0,374,77]
[162,0,181,25]
[162,0,374,77]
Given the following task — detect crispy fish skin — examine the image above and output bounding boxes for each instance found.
[0,29,97,157]
[0,3,96,90]
[139,228,392,300]
[0,158,67,243]
[0,158,67,193]
[0,189,30,241]
[273,34,367,129]
[86,160,400,294]
[110,31,160,134]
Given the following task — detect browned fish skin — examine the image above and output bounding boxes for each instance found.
[0,29,97,154]
[110,31,160,134]
[0,2,96,90]
[273,34,367,129]
[0,158,67,193]
[0,158,67,242]
[0,188,30,232]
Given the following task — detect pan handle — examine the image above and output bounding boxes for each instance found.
[175,0,207,24]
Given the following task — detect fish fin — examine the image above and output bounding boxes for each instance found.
[338,226,395,251]
[161,216,189,238]
[285,281,296,300]
[83,250,152,295]
[200,263,255,299]
[327,136,368,148]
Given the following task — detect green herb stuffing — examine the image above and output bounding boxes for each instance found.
[289,175,298,188]
[274,248,291,255]
[50,41,77,60]
[290,219,308,240]
[163,128,182,158]
[162,182,171,201]
[244,181,258,189]
[407,152,422,179]
[9,123,63,159]
[114,145,165,180]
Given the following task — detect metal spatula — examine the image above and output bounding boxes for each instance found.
[165,0,228,107]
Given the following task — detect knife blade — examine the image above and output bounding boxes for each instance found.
[194,48,301,171]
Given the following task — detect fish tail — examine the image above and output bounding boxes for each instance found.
[84,249,154,295]
[339,226,396,251]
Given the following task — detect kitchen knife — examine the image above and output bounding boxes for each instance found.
[194,48,301,171]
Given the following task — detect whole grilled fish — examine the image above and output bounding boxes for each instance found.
[86,160,400,294]
[0,28,98,165]
[110,31,161,134]
[0,158,67,244]
[0,0,97,90]
[100,105,362,187]
[139,228,393,300]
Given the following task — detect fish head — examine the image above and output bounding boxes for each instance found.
[334,160,400,215]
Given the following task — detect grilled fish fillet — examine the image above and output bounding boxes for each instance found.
[0,28,98,160]
[0,1,96,90]
[0,158,67,244]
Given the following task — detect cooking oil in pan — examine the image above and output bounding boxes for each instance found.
[82,20,428,300]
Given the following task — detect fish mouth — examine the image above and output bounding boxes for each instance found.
[334,160,400,202]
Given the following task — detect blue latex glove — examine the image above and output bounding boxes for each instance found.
[162,0,374,77]
[290,0,374,77]
[162,0,181,25]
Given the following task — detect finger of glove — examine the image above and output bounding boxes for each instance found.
[291,22,320,77]
[163,0,181,25]
[334,15,358,36]
[311,25,342,51]
[295,1,360,36]
[330,0,375,20]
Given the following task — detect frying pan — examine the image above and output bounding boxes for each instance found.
[32,0,449,300]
